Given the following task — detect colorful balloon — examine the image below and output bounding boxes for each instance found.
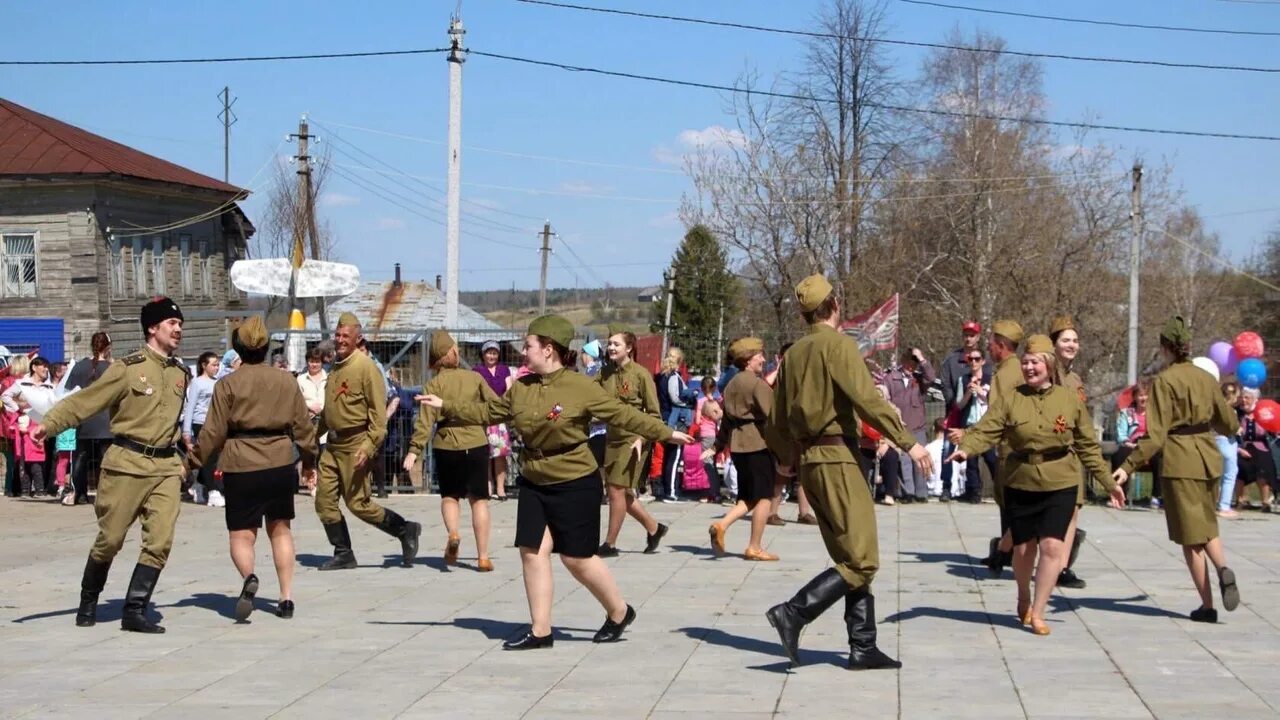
[1255,399,1280,434]
[1191,356,1220,381]
[1208,341,1239,375]
[1234,331,1265,360]
[1237,357,1267,389]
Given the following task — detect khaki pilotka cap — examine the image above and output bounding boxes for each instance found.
[528,315,575,349]
[1024,334,1054,355]
[337,312,360,328]
[429,330,455,366]
[730,337,765,361]
[1048,315,1075,336]
[794,273,834,313]
[606,323,629,338]
[992,319,1024,346]
[1161,315,1192,345]
[235,316,269,351]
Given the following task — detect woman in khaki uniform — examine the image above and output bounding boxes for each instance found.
[1113,316,1241,623]
[421,315,693,650]
[952,335,1124,636]
[709,337,779,561]
[190,317,318,621]
[403,331,499,572]
[596,328,668,557]
[1049,315,1090,590]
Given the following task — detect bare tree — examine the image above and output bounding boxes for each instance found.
[249,147,337,315]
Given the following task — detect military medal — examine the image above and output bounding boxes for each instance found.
[1053,415,1068,433]
[546,403,563,421]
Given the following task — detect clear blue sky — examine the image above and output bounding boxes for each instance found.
[4,0,1277,291]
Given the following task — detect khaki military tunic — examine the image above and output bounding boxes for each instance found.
[719,370,772,454]
[1053,365,1091,505]
[595,360,661,489]
[41,345,190,569]
[446,367,673,485]
[958,384,1114,495]
[1121,361,1239,545]
[190,364,318,473]
[406,368,496,455]
[985,354,1024,507]
[314,350,388,526]
[769,323,916,591]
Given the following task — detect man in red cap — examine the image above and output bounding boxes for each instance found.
[938,321,983,501]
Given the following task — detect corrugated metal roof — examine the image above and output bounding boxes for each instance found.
[302,280,508,339]
[0,98,244,195]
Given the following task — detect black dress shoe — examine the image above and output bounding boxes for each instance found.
[235,574,259,622]
[1189,606,1218,623]
[276,600,295,619]
[593,605,636,643]
[1219,567,1240,611]
[1056,568,1086,590]
[597,543,619,558]
[503,631,554,650]
[643,523,669,554]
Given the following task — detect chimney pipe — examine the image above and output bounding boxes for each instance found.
[394,263,402,287]
[435,274,442,291]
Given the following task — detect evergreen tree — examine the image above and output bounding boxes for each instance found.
[651,225,740,370]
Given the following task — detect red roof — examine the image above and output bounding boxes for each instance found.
[0,98,244,195]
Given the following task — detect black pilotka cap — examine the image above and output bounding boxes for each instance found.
[140,296,184,334]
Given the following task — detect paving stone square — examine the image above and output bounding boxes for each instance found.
[1,495,1277,719]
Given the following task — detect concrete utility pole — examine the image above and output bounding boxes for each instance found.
[217,87,237,183]
[444,15,465,327]
[659,271,676,361]
[715,302,725,377]
[538,221,553,314]
[1127,162,1144,386]
[290,114,328,335]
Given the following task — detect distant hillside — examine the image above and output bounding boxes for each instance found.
[461,286,658,331]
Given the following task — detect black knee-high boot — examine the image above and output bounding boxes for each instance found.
[377,509,422,568]
[120,564,165,634]
[76,557,111,627]
[765,568,848,667]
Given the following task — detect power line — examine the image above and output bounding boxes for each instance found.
[1153,226,1280,293]
[467,48,1280,142]
[897,0,1280,37]
[517,0,1280,74]
[1,48,451,66]
[317,117,1121,184]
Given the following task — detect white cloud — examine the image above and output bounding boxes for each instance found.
[558,180,614,195]
[375,217,407,231]
[652,124,748,166]
[318,192,360,208]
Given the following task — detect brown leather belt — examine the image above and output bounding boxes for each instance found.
[228,428,290,439]
[1169,423,1210,436]
[113,437,178,459]
[329,425,368,440]
[523,440,586,460]
[1009,448,1070,465]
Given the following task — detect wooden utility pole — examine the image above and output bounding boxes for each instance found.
[538,221,553,314]
[1127,163,1144,385]
[217,87,236,183]
[290,114,328,335]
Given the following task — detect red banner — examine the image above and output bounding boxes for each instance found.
[839,294,899,355]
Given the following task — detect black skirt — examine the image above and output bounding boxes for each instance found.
[434,445,490,499]
[1004,486,1077,546]
[514,474,602,557]
[222,465,297,531]
[732,450,776,503]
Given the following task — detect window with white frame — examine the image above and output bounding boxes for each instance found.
[178,234,193,297]
[151,236,167,295]
[132,237,147,297]
[109,236,126,298]
[199,238,212,298]
[0,233,37,298]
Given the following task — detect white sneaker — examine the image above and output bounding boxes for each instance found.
[207,490,225,508]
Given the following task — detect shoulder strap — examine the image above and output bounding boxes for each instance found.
[121,353,146,366]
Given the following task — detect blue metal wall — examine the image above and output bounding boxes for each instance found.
[0,318,65,361]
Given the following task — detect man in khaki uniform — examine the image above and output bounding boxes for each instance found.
[315,312,421,569]
[975,320,1024,575]
[765,274,931,671]
[34,297,190,633]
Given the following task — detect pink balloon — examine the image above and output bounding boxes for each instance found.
[1234,331,1265,360]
